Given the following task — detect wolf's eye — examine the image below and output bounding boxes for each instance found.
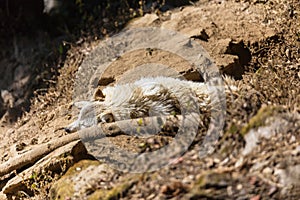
[99,113,114,123]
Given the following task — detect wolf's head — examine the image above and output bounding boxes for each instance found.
[65,101,113,133]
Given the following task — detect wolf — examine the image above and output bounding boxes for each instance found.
[65,76,232,133]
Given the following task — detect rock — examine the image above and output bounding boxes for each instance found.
[129,2,276,79]
[275,164,300,187]
[49,160,106,200]
[2,141,85,196]
[241,106,299,155]
[50,159,141,200]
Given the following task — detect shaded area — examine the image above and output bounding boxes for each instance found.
[0,0,196,124]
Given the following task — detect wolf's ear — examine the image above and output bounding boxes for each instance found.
[73,101,91,109]
[93,87,105,101]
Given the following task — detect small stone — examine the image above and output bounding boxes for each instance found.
[138,143,146,148]
[160,185,169,194]
[182,175,194,184]
[147,138,155,144]
[205,158,214,168]
[289,135,296,143]
[262,167,273,175]
[213,158,221,164]
[227,186,233,196]
[76,167,82,171]
[220,157,229,166]
[235,157,244,168]
[191,153,198,160]
[249,176,257,185]
[237,184,243,190]
[250,195,260,200]
[160,181,186,196]
[268,186,277,196]
[285,49,290,59]
[102,18,109,23]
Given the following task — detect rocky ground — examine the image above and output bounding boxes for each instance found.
[0,0,299,199]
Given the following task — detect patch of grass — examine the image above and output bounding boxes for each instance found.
[228,124,238,134]
[49,160,100,199]
[49,178,74,200]
[240,105,283,136]
[88,175,140,200]
[188,172,232,199]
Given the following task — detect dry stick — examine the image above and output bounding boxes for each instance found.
[0,114,198,176]
[0,133,79,177]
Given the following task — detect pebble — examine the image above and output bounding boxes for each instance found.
[250,195,260,200]
[237,184,243,190]
[262,167,273,175]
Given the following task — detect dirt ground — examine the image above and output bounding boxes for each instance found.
[0,0,299,199]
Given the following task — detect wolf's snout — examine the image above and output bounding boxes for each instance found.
[64,120,79,133]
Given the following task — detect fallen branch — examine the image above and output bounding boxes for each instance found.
[0,133,80,177]
[0,114,199,176]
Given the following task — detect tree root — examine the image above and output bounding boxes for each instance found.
[0,114,198,177]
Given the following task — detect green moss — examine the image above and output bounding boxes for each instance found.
[219,143,232,155]
[241,105,282,136]
[228,124,238,134]
[218,125,238,155]
[49,160,100,200]
[88,176,139,200]
[188,172,232,199]
[64,160,100,176]
[90,182,130,200]
[194,174,207,188]
[50,179,74,200]
[137,118,143,126]
[194,172,231,188]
